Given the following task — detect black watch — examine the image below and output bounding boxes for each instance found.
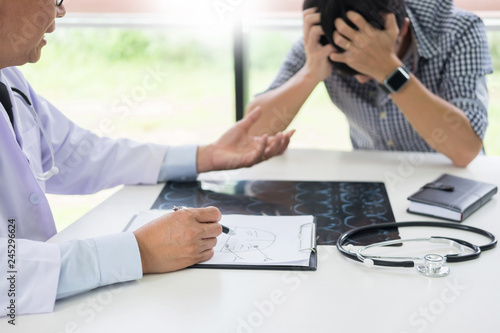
[380,66,410,94]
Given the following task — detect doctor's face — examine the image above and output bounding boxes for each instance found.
[0,0,66,68]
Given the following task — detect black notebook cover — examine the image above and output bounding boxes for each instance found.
[407,174,498,221]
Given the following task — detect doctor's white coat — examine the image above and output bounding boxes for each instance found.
[0,67,169,317]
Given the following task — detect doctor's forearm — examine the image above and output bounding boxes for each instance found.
[56,234,143,300]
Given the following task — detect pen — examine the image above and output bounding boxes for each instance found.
[173,206,235,235]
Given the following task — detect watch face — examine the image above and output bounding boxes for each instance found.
[386,68,410,92]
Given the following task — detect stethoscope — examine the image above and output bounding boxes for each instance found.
[11,87,59,182]
[337,221,497,277]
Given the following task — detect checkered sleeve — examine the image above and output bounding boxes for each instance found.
[265,39,307,92]
[439,17,494,140]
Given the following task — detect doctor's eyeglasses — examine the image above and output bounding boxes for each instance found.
[56,0,64,6]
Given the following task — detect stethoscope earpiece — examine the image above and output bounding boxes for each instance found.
[36,166,60,182]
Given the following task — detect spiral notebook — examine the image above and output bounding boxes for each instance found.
[125,210,317,271]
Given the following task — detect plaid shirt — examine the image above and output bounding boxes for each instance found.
[265,0,493,152]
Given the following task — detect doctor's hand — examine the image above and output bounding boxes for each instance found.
[196,107,294,173]
[133,207,222,273]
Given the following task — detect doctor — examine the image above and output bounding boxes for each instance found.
[0,0,294,317]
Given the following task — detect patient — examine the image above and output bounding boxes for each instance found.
[245,0,493,167]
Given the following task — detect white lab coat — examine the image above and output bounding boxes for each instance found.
[0,67,167,316]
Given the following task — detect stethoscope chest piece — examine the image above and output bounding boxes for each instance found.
[416,254,450,278]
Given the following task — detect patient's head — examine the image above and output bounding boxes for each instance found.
[303,0,407,76]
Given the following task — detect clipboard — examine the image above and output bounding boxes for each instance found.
[125,212,317,271]
[192,220,317,271]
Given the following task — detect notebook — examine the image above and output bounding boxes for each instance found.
[125,210,317,271]
[407,174,497,221]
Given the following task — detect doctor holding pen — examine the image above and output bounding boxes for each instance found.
[0,0,294,317]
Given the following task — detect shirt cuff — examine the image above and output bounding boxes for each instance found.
[93,232,143,287]
[56,232,142,300]
[157,145,198,183]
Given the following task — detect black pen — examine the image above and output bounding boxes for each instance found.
[221,225,236,235]
[173,206,236,235]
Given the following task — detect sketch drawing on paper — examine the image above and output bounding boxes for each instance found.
[220,228,276,262]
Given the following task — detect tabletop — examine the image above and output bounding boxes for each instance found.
[11,149,500,333]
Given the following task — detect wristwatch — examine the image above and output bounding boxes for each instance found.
[380,66,411,94]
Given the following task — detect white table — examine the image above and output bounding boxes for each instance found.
[14,149,500,333]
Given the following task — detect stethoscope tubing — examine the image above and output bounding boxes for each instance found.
[337,221,497,267]
[10,86,59,181]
